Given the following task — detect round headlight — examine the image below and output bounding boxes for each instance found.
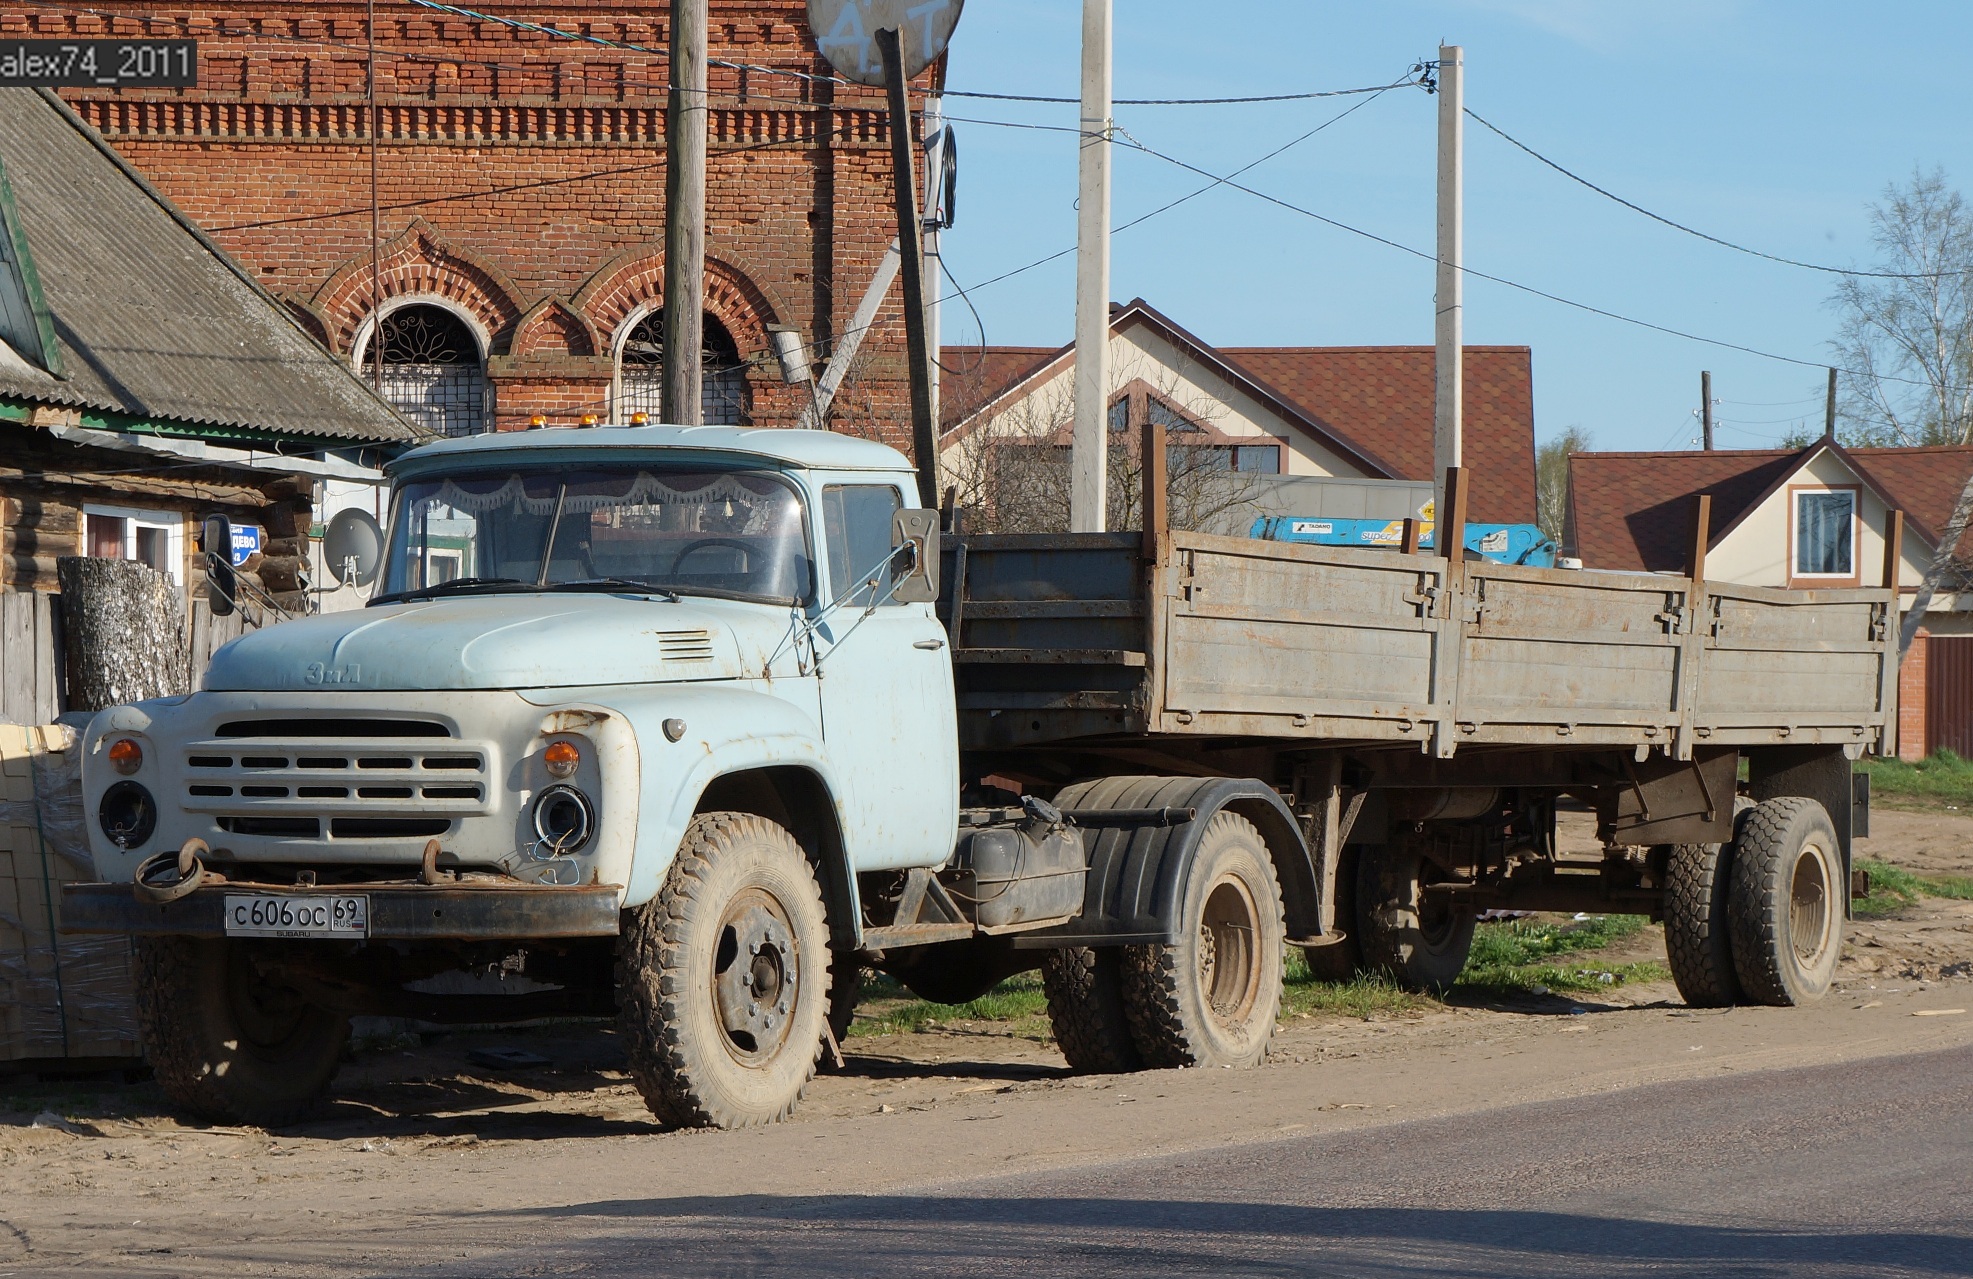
[107,737,143,775]
[98,781,158,850]
[532,784,594,854]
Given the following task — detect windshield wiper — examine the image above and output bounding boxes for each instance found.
[370,576,535,605]
[543,578,681,601]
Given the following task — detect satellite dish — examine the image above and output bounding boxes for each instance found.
[807,0,964,86]
[323,508,384,590]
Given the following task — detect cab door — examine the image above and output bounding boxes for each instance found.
[811,477,957,871]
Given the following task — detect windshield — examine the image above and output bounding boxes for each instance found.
[376,464,813,605]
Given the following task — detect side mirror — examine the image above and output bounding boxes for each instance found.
[200,514,237,617]
[891,509,940,604]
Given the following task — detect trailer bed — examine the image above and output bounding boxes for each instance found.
[939,529,1896,761]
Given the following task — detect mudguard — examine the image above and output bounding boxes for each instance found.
[1013,775,1320,948]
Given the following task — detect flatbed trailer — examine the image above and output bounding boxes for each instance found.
[939,471,1896,1002]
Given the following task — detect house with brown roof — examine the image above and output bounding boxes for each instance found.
[1567,440,1973,760]
[938,299,1536,531]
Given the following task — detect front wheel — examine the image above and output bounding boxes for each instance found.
[133,937,349,1127]
[616,812,831,1128]
[1728,797,1844,1006]
[1120,812,1285,1069]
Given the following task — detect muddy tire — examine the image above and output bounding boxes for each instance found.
[1119,812,1285,1069]
[1663,842,1743,1008]
[825,959,861,1049]
[1357,841,1475,994]
[1728,797,1844,1007]
[1041,946,1142,1073]
[133,936,349,1127]
[616,812,830,1128]
[1301,844,1363,981]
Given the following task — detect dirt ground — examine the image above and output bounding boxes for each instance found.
[0,807,1968,1276]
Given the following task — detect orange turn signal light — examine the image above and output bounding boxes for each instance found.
[108,737,143,774]
[629,412,649,425]
[528,414,547,429]
[579,413,598,426]
[543,740,580,779]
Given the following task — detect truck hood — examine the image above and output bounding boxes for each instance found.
[203,593,783,692]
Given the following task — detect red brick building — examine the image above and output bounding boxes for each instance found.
[28,2,921,436]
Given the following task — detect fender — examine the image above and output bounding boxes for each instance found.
[1014,775,1320,948]
[578,683,856,913]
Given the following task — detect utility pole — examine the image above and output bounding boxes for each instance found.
[1432,43,1463,528]
[923,92,946,436]
[1070,0,1112,532]
[1825,366,1838,439]
[662,0,707,425]
[1701,370,1714,450]
[875,27,940,508]
[366,0,381,392]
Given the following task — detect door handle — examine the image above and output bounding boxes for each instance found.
[913,638,946,650]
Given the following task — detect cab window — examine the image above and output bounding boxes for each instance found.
[821,484,903,606]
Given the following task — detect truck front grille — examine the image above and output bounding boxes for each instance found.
[185,719,492,839]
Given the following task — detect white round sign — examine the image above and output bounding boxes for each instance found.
[807,0,965,86]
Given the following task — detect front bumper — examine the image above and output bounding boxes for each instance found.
[60,881,623,940]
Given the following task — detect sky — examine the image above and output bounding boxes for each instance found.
[932,1,1973,451]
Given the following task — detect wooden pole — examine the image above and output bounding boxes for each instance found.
[876,27,940,508]
[1440,466,1469,562]
[1883,508,1904,591]
[1140,397,1166,563]
[1701,370,1713,451]
[662,0,707,425]
[1826,366,1839,439]
[1400,517,1422,556]
[366,0,382,393]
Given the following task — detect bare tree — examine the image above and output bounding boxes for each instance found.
[1534,425,1592,546]
[1831,169,1973,447]
[1829,169,1973,663]
[938,359,1264,534]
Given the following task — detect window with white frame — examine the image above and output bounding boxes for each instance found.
[83,505,184,583]
[1793,489,1857,577]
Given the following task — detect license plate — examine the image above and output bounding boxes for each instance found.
[223,894,369,939]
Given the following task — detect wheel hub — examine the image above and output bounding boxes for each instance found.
[1789,846,1831,965]
[1199,876,1261,1025]
[713,896,799,1062]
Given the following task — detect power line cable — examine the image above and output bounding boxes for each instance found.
[1463,107,1952,281]
[1096,124,1973,395]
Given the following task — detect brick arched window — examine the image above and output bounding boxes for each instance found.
[615,309,749,425]
[360,302,491,437]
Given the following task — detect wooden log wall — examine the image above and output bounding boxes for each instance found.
[0,592,250,724]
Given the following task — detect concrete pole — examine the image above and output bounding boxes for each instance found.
[923,93,945,439]
[1070,0,1112,532]
[877,27,941,509]
[662,0,707,425]
[1433,44,1463,528]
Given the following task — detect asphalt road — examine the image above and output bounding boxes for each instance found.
[356,1041,1973,1278]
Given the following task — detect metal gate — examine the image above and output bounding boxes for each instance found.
[1926,635,1973,757]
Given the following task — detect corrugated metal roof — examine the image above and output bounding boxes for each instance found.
[0,90,412,444]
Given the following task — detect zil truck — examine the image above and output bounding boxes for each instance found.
[63,425,1894,1128]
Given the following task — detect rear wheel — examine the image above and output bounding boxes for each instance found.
[133,937,349,1127]
[1120,812,1285,1069]
[616,812,830,1128]
[1357,841,1475,994]
[1663,841,1743,1008]
[1728,797,1844,1007]
[1041,946,1141,1073]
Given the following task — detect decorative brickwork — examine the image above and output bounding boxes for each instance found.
[41,2,919,434]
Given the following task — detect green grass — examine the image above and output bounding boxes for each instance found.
[1857,750,1973,808]
[843,970,1051,1039]
[1281,950,1429,1019]
[1853,856,1973,918]
[1454,915,1670,997]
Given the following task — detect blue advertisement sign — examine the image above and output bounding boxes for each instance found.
[229,525,262,567]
